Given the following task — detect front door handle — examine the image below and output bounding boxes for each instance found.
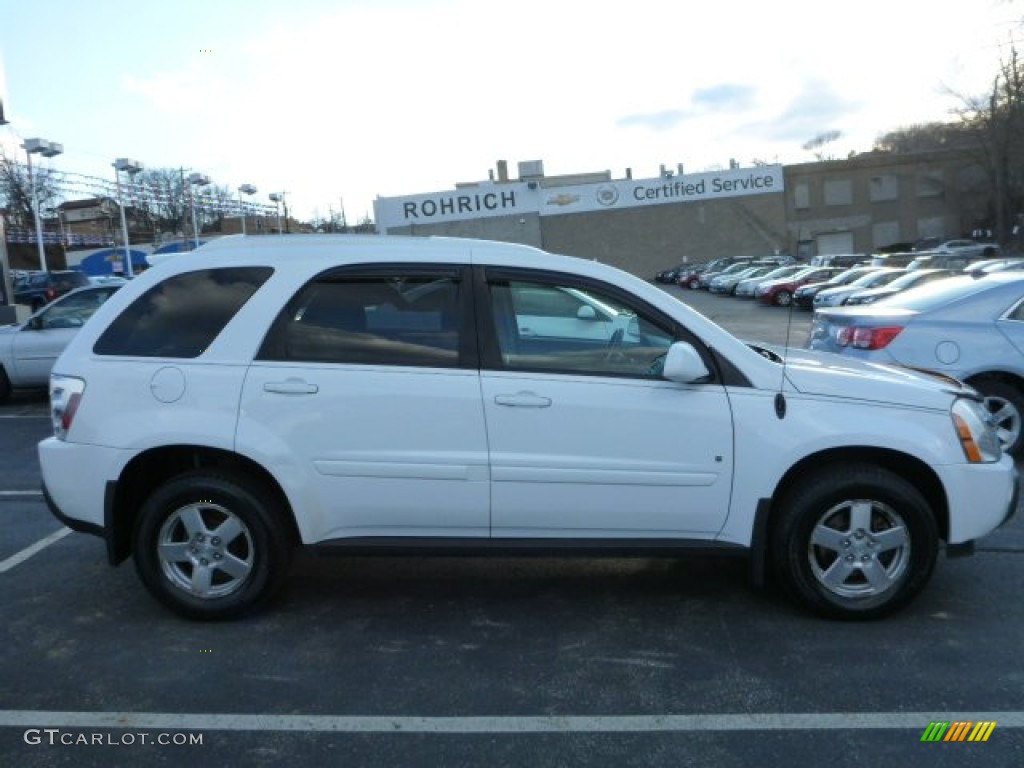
[494,391,552,408]
[264,378,319,395]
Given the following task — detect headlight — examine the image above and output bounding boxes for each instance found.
[951,398,1002,463]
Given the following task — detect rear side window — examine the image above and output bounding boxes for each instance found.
[257,272,462,367]
[93,267,272,357]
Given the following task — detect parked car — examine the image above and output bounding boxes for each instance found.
[655,262,695,283]
[808,253,866,268]
[755,267,845,306]
[0,285,122,402]
[677,256,752,289]
[40,236,1015,621]
[813,268,907,308]
[963,257,1024,276]
[913,238,999,259]
[88,275,130,287]
[843,268,955,306]
[906,251,982,272]
[708,265,776,295]
[13,270,90,311]
[792,266,883,310]
[733,265,805,298]
[808,271,1024,455]
[698,260,758,289]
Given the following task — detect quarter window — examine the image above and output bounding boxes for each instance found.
[93,267,272,358]
[487,278,674,377]
[258,273,462,367]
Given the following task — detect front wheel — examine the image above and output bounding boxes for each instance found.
[771,464,937,619]
[773,289,793,307]
[133,471,293,620]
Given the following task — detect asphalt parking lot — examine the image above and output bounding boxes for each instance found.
[2,286,1023,767]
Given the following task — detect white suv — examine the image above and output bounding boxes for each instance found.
[39,236,1017,620]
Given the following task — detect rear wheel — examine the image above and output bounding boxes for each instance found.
[971,378,1024,457]
[133,470,293,620]
[771,464,937,619]
[0,367,10,403]
[774,289,793,306]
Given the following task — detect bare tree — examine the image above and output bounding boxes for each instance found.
[873,122,979,154]
[949,45,1024,242]
[133,167,190,235]
[0,150,65,230]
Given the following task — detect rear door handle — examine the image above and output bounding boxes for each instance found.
[264,379,319,395]
[494,391,552,408]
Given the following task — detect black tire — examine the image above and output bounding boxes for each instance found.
[971,378,1024,457]
[771,464,938,620]
[0,367,10,403]
[773,289,793,307]
[133,470,293,620]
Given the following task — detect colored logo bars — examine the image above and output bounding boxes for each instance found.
[921,720,997,742]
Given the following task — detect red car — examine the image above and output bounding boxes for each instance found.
[754,266,845,306]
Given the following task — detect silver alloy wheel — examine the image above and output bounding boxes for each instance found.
[982,394,1021,451]
[157,502,255,598]
[807,498,910,599]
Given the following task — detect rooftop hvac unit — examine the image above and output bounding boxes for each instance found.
[518,160,544,179]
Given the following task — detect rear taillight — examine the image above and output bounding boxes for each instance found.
[835,325,904,350]
[45,287,57,300]
[50,375,86,440]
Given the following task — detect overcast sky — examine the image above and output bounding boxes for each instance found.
[1,0,1020,222]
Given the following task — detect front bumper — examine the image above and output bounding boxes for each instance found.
[941,455,1018,544]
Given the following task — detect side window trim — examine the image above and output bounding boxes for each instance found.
[256,263,478,369]
[472,266,727,383]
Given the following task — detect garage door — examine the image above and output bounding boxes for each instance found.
[816,232,855,255]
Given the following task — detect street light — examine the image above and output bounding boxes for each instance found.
[269,192,285,234]
[24,137,63,273]
[113,158,144,277]
[187,172,210,249]
[238,184,257,235]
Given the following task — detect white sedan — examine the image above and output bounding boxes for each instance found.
[0,285,121,402]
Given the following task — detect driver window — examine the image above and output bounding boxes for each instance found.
[489,278,673,377]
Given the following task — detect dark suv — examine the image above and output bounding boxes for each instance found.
[14,271,90,311]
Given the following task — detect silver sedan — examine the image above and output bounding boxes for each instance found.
[807,272,1024,455]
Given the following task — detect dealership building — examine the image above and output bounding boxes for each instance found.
[374,150,992,278]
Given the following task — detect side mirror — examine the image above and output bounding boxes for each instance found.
[28,316,44,331]
[662,341,711,383]
[576,305,598,321]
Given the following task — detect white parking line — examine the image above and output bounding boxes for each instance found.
[0,709,1022,733]
[0,528,71,574]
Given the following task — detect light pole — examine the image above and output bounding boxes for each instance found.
[187,172,210,249]
[238,184,257,235]
[23,138,63,273]
[269,192,285,234]
[113,158,144,277]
